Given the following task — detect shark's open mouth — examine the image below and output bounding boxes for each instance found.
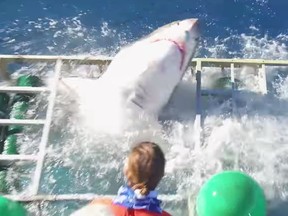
[152,39,186,70]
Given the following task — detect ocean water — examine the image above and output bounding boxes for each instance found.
[1,0,288,215]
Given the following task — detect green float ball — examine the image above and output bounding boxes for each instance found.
[14,75,42,102]
[17,75,42,87]
[213,77,243,90]
[196,171,266,216]
[0,196,27,216]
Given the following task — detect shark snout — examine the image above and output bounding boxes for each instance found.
[187,18,200,40]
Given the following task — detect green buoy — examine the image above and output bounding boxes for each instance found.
[208,77,244,103]
[17,75,42,87]
[0,75,42,193]
[13,75,42,102]
[196,171,266,216]
[0,93,10,154]
[0,171,8,193]
[0,94,10,193]
[8,102,29,134]
[213,77,243,90]
[0,196,27,216]
[2,135,18,155]
[8,75,42,141]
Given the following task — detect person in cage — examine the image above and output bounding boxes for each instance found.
[71,141,171,216]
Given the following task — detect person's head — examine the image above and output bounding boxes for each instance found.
[195,171,266,216]
[124,141,166,196]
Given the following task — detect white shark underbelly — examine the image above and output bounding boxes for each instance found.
[99,40,183,116]
[56,41,183,137]
[57,18,199,138]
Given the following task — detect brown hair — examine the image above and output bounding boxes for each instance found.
[124,142,166,196]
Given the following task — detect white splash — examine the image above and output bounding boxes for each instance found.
[2,15,288,215]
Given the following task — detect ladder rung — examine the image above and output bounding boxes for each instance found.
[31,59,62,195]
[0,119,46,125]
[0,86,49,93]
[4,194,183,202]
[0,154,38,162]
[201,89,234,96]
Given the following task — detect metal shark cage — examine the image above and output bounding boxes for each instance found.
[0,55,287,213]
[191,58,287,149]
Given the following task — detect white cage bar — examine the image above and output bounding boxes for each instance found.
[0,154,38,161]
[31,59,62,195]
[4,194,184,203]
[0,86,49,93]
[0,119,46,125]
[0,55,287,205]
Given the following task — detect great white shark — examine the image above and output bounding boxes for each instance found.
[59,18,200,136]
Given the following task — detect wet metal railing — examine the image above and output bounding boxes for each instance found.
[0,55,287,206]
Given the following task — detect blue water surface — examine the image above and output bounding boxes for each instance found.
[0,1,288,215]
[0,0,287,56]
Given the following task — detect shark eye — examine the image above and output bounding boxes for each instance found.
[194,36,200,42]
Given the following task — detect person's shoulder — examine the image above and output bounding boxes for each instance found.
[70,202,114,216]
[131,209,172,216]
[90,198,114,205]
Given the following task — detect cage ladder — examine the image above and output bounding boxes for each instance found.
[193,61,268,149]
[0,58,62,195]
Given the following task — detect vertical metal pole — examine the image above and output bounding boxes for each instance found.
[230,63,236,115]
[258,64,267,94]
[0,59,11,81]
[31,59,62,195]
[195,61,202,116]
[194,60,202,150]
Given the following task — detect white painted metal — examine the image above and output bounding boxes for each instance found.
[0,55,285,207]
[230,63,236,114]
[0,55,113,64]
[201,89,233,96]
[0,119,46,125]
[0,86,49,93]
[0,154,38,161]
[258,64,268,94]
[193,60,271,147]
[4,194,183,202]
[1,54,288,66]
[0,59,11,81]
[31,59,62,195]
[194,60,202,151]
[230,63,235,84]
